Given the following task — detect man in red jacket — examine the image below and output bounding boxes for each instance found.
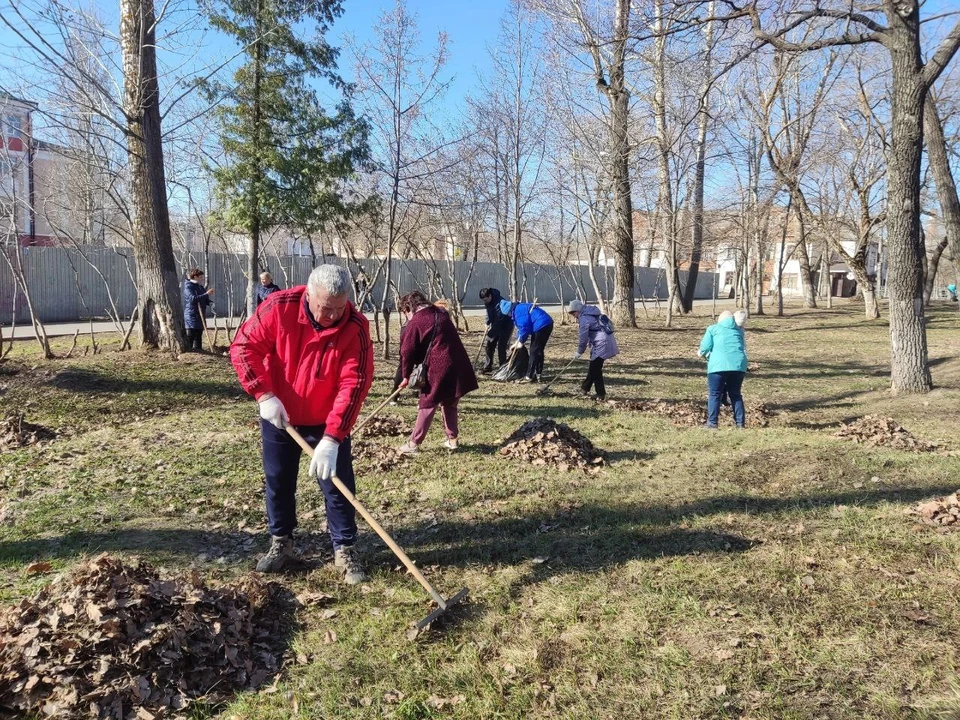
[231,264,374,583]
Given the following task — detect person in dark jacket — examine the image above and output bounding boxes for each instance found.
[395,291,479,454]
[257,272,282,305]
[479,287,513,373]
[182,268,214,351]
[566,300,619,401]
[507,300,554,383]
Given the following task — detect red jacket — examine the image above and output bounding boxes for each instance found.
[230,286,374,442]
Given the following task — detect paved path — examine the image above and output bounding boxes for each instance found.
[1,299,737,339]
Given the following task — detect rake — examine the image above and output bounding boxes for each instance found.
[285,425,469,630]
[352,387,405,436]
[535,355,580,396]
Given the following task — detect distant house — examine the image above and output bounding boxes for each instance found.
[0,93,86,246]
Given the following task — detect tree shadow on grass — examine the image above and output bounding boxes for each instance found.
[3,482,954,592]
[47,366,242,400]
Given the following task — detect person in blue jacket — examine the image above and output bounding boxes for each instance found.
[182,268,214,352]
[507,299,554,383]
[256,271,282,305]
[479,288,513,373]
[566,300,618,401]
[697,310,748,428]
[948,284,958,302]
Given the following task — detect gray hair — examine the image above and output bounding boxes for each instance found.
[307,264,351,296]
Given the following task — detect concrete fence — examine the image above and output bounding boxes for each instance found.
[0,246,718,325]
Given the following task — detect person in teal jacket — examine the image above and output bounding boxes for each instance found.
[698,310,748,428]
[505,300,554,382]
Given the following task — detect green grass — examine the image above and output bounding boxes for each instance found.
[3,300,960,718]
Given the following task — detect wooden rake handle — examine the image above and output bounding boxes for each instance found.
[538,355,580,393]
[353,387,404,436]
[284,425,449,609]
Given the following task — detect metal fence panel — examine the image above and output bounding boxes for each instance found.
[0,247,719,324]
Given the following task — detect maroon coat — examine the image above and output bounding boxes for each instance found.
[400,305,479,409]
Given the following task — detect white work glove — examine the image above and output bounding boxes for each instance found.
[573,352,582,360]
[258,394,289,429]
[309,437,340,480]
[512,340,524,350]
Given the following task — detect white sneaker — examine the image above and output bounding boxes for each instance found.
[443,438,458,450]
[396,441,420,455]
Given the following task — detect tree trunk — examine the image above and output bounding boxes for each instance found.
[681,2,715,313]
[885,2,932,393]
[923,93,960,284]
[924,237,948,304]
[792,203,817,308]
[119,0,185,351]
[606,0,636,327]
[849,260,881,319]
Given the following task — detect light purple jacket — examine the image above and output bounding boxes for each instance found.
[577,305,619,361]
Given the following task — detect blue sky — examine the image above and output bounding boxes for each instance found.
[0,0,509,122]
[332,0,508,107]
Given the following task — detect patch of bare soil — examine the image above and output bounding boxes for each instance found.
[905,491,960,530]
[0,554,290,718]
[607,398,774,428]
[836,416,937,452]
[0,413,56,450]
[500,418,604,473]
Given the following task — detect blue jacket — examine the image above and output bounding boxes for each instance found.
[698,316,747,373]
[510,302,553,343]
[182,279,211,330]
[257,282,281,305]
[577,305,619,361]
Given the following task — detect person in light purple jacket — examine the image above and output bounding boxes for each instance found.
[566,300,619,400]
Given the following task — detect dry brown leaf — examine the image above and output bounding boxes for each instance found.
[25,561,52,575]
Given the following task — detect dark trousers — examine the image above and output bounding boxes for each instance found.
[527,324,553,379]
[707,371,745,427]
[260,420,357,548]
[483,323,512,371]
[582,357,606,398]
[186,328,204,351]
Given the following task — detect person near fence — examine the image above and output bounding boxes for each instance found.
[182,268,214,351]
[948,284,958,302]
[479,287,513,373]
[566,300,618,401]
[395,290,478,455]
[353,270,374,312]
[257,272,282,305]
[230,264,374,584]
[697,309,748,429]
[507,300,554,383]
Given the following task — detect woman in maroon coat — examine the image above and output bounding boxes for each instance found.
[395,291,478,454]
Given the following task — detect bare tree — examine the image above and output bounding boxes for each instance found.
[745,1,960,392]
[350,0,453,359]
[533,0,636,326]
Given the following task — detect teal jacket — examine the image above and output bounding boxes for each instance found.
[698,317,747,373]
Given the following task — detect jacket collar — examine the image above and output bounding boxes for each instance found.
[299,292,354,335]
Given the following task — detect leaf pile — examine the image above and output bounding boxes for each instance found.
[356,416,411,439]
[609,398,704,427]
[0,554,288,718]
[747,403,775,428]
[500,418,604,473]
[0,413,56,450]
[835,416,937,452]
[354,441,411,473]
[608,398,773,428]
[905,491,960,529]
